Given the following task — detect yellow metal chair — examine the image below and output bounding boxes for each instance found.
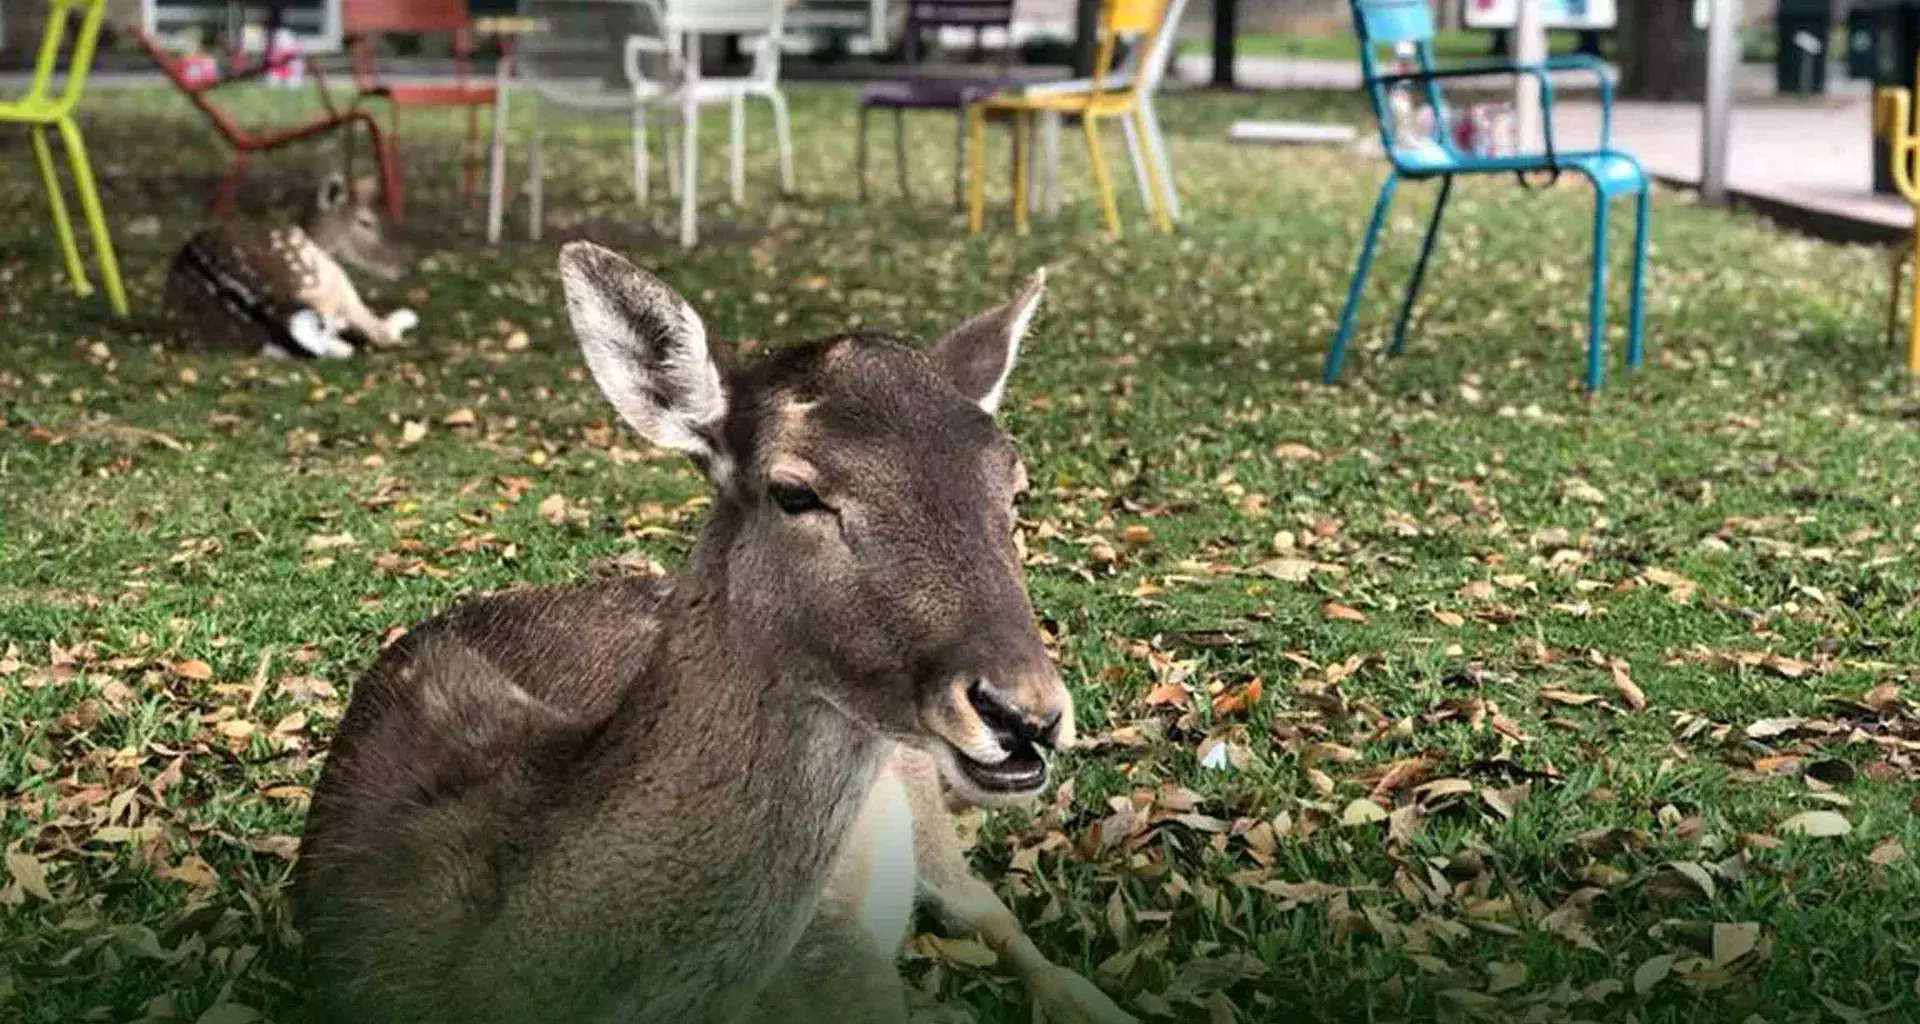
[966,0,1173,239]
[1874,70,1920,376]
[0,0,127,316]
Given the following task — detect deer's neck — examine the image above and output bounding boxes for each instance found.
[535,546,884,1016]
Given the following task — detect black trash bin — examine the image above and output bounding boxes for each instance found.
[1868,0,1920,194]
[1777,0,1833,94]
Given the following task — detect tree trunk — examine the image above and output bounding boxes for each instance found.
[4,0,51,62]
[1619,0,1707,101]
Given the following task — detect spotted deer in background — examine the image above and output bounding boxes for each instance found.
[165,173,418,359]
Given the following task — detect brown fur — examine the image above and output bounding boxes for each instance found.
[165,174,415,356]
[296,245,1131,1023]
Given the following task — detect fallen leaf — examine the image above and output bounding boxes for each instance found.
[443,408,477,427]
[4,847,53,901]
[1272,442,1319,462]
[1322,602,1369,624]
[173,660,213,681]
[1777,810,1851,838]
[1662,860,1717,900]
[1633,953,1678,994]
[1486,961,1527,994]
[922,934,997,968]
[1745,717,1804,740]
[1711,922,1761,967]
[1256,557,1314,582]
[1867,838,1904,866]
[1120,524,1153,547]
[1609,662,1647,711]
[305,532,358,552]
[1340,798,1388,826]
[1431,608,1465,628]
[400,420,429,445]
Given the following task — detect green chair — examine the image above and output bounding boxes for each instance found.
[0,0,127,316]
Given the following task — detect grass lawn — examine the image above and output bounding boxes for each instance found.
[3,84,1919,1024]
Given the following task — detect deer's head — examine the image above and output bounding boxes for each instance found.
[559,243,1073,805]
[305,173,410,283]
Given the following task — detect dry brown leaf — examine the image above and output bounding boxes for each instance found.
[1633,953,1678,994]
[1485,961,1527,994]
[1120,524,1153,547]
[4,847,53,902]
[1711,922,1761,968]
[1777,810,1851,838]
[1867,838,1905,866]
[1322,602,1369,624]
[1610,661,1647,711]
[1271,442,1319,462]
[443,408,477,427]
[173,659,213,681]
[1256,557,1314,582]
[1142,682,1191,709]
[1431,608,1465,628]
[1340,798,1388,826]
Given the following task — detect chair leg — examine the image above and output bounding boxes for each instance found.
[729,92,746,205]
[57,118,127,316]
[1627,187,1649,370]
[1024,114,1041,218]
[1323,173,1399,384]
[1140,95,1179,221]
[967,105,987,235]
[1389,174,1452,356]
[952,110,966,209]
[487,82,512,243]
[527,122,543,242]
[1043,112,1062,216]
[1907,224,1920,375]
[857,106,872,201]
[664,114,682,201]
[30,126,89,300]
[214,150,248,218]
[1119,109,1153,214]
[634,104,652,206]
[1585,194,1611,393]
[463,102,481,204]
[681,97,700,248]
[768,89,795,196]
[1082,114,1122,239]
[1131,106,1173,235]
[893,107,911,202]
[1013,112,1030,234]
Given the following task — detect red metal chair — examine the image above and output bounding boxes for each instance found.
[343,0,498,209]
[133,12,402,219]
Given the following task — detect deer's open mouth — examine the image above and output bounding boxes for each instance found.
[948,737,1047,795]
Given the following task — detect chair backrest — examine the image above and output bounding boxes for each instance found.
[1347,0,1449,165]
[518,0,659,109]
[662,0,782,37]
[23,0,108,116]
[345,0,472,35]
[1126,0,1190,93]
[900,0,1015,64]
[1087,0,1166,101]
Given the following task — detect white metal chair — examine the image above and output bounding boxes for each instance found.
[486,0,653,243]
[626,0,795,247]
[1022,0,1188,222]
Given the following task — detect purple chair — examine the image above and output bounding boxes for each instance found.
[857,0,1017,205]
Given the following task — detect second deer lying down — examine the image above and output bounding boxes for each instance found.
[296,242,1136,1024]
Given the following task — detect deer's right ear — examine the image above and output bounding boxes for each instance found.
[559,242,730,478]
[317,173,349,212]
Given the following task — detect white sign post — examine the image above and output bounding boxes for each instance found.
[1701,0,1739,205]
[1515,0,1546,152]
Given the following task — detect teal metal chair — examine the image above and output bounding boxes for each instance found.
[1325,0,1649,392]
[0,0,126,316]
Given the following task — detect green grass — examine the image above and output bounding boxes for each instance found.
[3,84,1919,1024]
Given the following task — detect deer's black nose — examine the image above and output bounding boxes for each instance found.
[967,680,1063,751]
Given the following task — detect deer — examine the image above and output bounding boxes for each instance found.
[164,173,417,360]
[294,241,1137,1024]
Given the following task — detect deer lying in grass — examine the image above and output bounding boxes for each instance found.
[165,173,417,359]
[296,242,1136,1024]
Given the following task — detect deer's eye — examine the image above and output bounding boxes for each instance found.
[770,482,826,516]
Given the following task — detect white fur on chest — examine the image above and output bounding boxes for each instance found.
[852,768,918,955]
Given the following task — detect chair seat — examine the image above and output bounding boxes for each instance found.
[365,84,498,107]
[1396,145,1648,197]
[862,78,1000,110]
[977,91,1137,118]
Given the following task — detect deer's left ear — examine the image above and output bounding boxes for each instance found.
[317,172,349,212]
[931,269,1045,416]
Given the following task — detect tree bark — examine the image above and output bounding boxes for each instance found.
[1619,0,1707,101]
